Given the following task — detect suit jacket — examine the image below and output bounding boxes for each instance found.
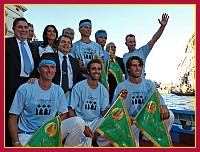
[5,37,40,116]
[41,52,82,91]
[116,56,125,74]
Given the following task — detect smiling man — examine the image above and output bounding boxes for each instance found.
[5,17,40,146]
[112,56,174,147]
[67,59,110,146]
[41,35,82,96]
[123,13,169,79]
[8,56,85,147]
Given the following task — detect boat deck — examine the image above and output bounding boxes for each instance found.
[139,134,194,147]
[140,109,195,147]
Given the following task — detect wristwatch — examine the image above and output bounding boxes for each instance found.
[13,141,21,146]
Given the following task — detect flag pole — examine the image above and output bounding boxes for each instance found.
[104,92,123,118]
[81,91,123,147]
[80,116,101,147]
[93,92,123,131]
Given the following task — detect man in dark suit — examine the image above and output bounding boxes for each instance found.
[42,35,82,95]
[5,17,40,146]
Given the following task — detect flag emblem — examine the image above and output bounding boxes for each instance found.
[96,96,136,147]
[25,116,62,147]
[45,122,57,137]
[133,90,173,147]
[146,101,156,114]
[111,108,124,121]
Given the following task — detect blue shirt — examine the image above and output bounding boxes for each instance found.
[9,80,68,133]
[123,44,150,79]
[102,50,109,70]
[112,78,165,118]
[68,79,110,122]
[70,40,104,78]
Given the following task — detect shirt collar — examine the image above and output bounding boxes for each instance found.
[16,37,28,46]
[58,50,69,59]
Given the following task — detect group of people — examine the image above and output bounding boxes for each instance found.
[5,13,174,147]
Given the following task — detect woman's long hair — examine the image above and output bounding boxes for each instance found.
[42,24,58,48]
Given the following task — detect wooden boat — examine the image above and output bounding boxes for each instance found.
[171,90,195,96]
[157,84,171,94]
[158,88,170,94]
[169,109,195,146]
[140,109,195,147]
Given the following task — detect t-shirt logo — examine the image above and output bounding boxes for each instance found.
[131,95,144,105]
[83,47,93,60]
[36,104,51,115]
[85,100,97,110]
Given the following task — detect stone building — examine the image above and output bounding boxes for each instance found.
[176,33,195,90]
[5,5,38,41]
[5,5,27,37]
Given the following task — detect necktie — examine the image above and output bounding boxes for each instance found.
[62,56,69,93]
[20,42,32,74]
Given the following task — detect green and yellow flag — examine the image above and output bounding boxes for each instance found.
[25,116,62,147]
[96,96,136,147]
[133,90,173,147]
[108,60,124,84]
[99,63,107,88]
[94,54,108,89]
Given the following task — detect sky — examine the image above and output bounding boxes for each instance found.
[23,4,195,84]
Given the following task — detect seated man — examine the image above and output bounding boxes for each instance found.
[112,56,174,146]
[67,59,110,146]
[8,56,85,147]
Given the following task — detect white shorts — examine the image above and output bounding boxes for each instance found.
[19,116,85,146]
[133,110,174,146]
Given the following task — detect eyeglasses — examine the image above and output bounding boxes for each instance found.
[109,45,116,48]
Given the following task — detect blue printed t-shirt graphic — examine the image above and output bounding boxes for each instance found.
[112,78,165,118]
[131,94,144,105]
[20,42,32,74]
[36,100,52,115]
[68,79,110,122]
[112,79,149,118]
[83,47,94,60]
[9,80,68,133]
[83,47,94,65]
[70,40,103,66]
[85,96,97,110]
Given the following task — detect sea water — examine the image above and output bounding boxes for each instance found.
[161,94,195,111]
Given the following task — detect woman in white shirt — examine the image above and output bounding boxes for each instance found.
[39,25,58,57]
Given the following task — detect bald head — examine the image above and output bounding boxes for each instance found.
[106,42,116,54]
[62,27,75,41]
